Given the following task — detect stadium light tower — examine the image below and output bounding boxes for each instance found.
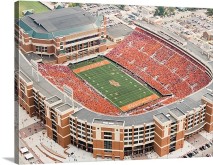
[30,59,39,82]
[63,85,74,107]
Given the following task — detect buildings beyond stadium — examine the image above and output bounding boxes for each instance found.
[16,7,213,160]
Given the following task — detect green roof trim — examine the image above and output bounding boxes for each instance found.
[18,15,104,40]
[55,5,64,9]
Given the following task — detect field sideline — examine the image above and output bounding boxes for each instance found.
[70,57,160,111]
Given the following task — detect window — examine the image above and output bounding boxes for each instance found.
[72,45,77,51]
[65,34,99,45]
[52,123,56,130]
[104,136,112,140]
[83,43,88,48]
[134,132,138,135]
[21,92,25,100]
[36,46,47,52]
[66,47,71,53]
[41,47,47,52]
[146,126,150,129]
[36,46,40,52]
[150,137,154,141]
[104,132,112,136]
[139,131,143,135]
[104,141,112,150]
[104,132,112,140]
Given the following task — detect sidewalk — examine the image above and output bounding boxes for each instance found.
[19,106,40,129]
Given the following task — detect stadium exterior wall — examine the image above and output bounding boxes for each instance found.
[15,23,213,160]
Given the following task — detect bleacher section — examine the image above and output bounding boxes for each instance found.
[39,64,121,116]
[106,27,211,105]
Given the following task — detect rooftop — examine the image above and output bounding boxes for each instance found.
[107,24,133,38]
[52,102,64,110]
[203,93,213,101]
[154,113,170,123]
[25,53,57,63]
[19,70,32,83]
[18,7,103,39]
[45,96,61,105]
[170,108,185,118]
[56,104,72,112]
[93,119,124,126]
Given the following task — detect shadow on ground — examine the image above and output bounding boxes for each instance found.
[3,157,14,163]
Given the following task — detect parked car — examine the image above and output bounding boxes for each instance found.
[199,147,203,151]
[202,146,207,150]
[187,153,193,158]
[206,144,210,148]
[193,150,198,154]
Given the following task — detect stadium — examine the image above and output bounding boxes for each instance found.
[15,7,213,160]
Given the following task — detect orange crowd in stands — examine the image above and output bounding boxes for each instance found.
[38,27,211,116]
[39,64,121,116]
[106,27,210,105]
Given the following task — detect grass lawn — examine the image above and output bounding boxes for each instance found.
[15,1,50,18]
[70,57,159,110]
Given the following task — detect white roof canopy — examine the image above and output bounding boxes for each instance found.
[24,153,34,160]
[20,147,29,154]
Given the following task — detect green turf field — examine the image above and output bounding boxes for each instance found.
[70,57,159,109]
[15,1,50,18]
[70,57,105,69]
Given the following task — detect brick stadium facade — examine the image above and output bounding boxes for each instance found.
[15,66,213,159]
[15,7,213,161]
[15,7,108,64]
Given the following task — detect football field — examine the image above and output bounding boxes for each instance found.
[15,1,50,18]
[70,57,160,112]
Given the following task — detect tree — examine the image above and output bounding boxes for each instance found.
[186,8,198,11]
[117,5,125,10]
[154,7,175,17]
[206,9,213,16]
[68,3,82,7]
[167,7,175,15]
[154,7,166,17]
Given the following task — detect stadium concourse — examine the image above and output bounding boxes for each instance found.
[39,27,211,116]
